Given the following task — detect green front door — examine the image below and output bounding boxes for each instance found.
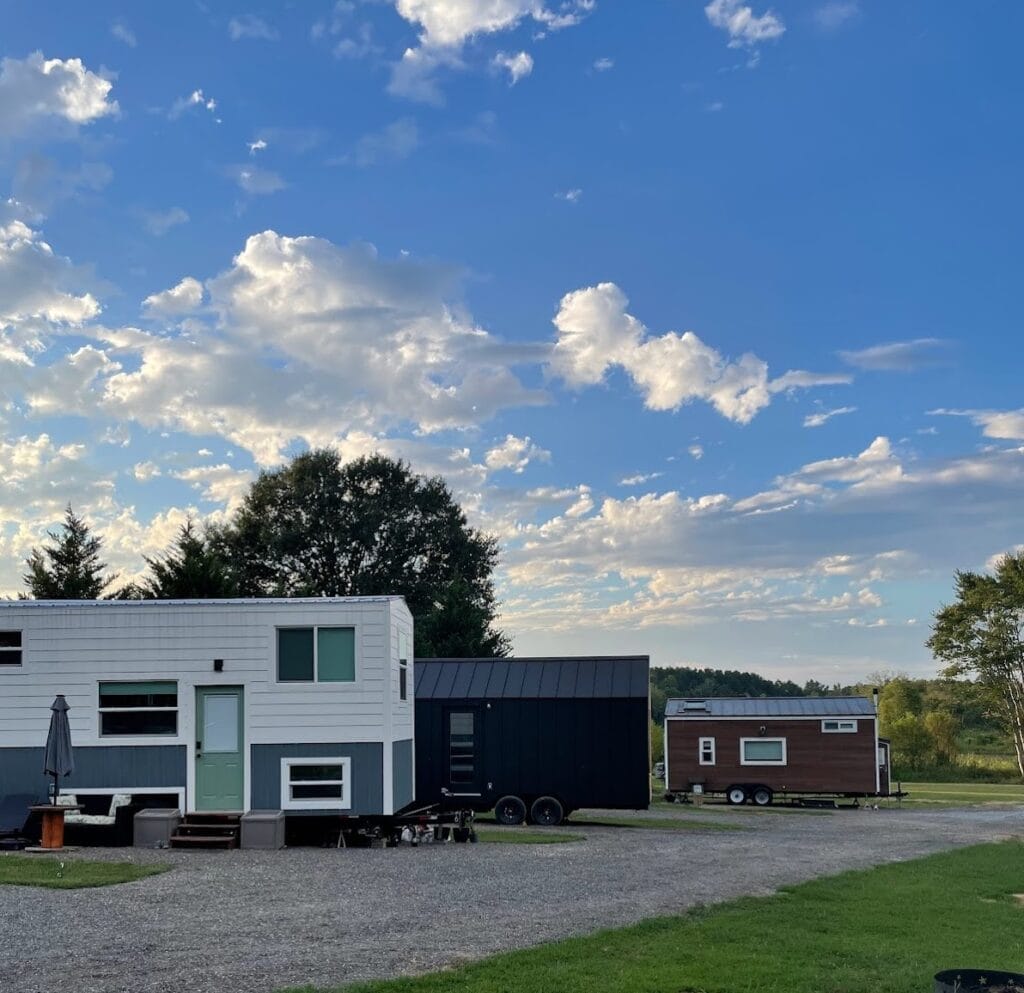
[195,687,244,811]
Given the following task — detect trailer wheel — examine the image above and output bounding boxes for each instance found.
[751,786,773,807]
[726,785,747,806]
[530,796,565,826]
[494,795,527,826]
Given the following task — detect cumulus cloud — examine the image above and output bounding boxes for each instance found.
[549,282,848,423]
[485,434,550,474]
[839,338,950,371]
[173,463,255,512]
[804,405,856,428]
[704,0,785,49]
[929,407,1024,441]
[228,15,279,41]
[492,51,533,84]
[142,276,204,316]
[139,206,189,236]
[132,461,161,481]
[28,230,546,464]
[388,0,590,102]
[0,52,118,138]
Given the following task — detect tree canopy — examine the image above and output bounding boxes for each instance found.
[928,551,1024,776]
[214,450,509,657]
[23,505,113,599]
[140,518,237,599]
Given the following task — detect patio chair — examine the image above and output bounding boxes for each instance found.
[0,793,37,850]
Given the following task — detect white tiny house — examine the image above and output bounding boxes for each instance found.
[0,598,415,816]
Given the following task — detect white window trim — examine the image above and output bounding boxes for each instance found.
[98,682,179,738]
[275,625,358,686]
[740,737,787,766]
[0,630,22,666]
[821,719,858,733]
[280,757,352,811]
[698,736,716,766]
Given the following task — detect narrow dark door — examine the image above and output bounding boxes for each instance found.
[445,707,483,796]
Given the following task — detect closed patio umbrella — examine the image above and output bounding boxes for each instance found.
[43,695,74,805]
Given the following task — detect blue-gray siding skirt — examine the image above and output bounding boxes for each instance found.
[250,742,384,815]
[392,739,414,811]
[0,745,186,802]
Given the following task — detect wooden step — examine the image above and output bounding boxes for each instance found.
[169,833,237,849]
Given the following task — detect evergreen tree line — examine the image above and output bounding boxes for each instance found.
[21,451,509,659]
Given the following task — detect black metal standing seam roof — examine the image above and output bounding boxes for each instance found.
[664,696,877,718]
[414,657,650,701]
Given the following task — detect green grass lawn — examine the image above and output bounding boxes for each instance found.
[896,781,1024,808]
[282,840,1024,993]
[474,828,582,845]
[0,855,169,890]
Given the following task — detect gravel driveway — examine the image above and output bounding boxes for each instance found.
[1,805,1020,993]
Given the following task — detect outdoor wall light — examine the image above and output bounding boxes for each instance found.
[214,659,224,672]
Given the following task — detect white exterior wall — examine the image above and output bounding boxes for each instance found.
[0,597,410,812]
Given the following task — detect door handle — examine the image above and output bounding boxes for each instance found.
[196,740,202,757]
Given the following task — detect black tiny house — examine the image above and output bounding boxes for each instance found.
[413,656,651,826]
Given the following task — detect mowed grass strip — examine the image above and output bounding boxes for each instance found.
[899,782,1024,807]
[282,840,1024,993]
[571,815,741,832]
[0,855,169,890]
[474,828,582,845]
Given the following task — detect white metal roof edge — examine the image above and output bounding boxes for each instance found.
[0,596,407,608]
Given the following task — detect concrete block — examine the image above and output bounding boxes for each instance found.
[134,808,181,848]
[241,809,285,850]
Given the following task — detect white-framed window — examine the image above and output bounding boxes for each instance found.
[398,631,410,702]
[740,737,787,766]
[277,626,356,684]
[822,719,858,733]
[0,630,22,666]
[698,736,716,765]
[99,681,178,736]
[280,757,352,810]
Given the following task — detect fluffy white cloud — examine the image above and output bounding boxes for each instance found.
[549,282,848,423]
[704,0,785,49]
[0,53,118,137]
[804,405,856,428]
[173,463,255,513]
[142,276,204,316]
[492,51,533,84]
[485,434,550,474]
[228,15,279,41]
[930,407,1024,441]
[0,219,100,364]
[389,1,590,102]
[132,461,161,481]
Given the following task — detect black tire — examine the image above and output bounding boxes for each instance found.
[493,795,527,826]
[726,785,747,806]
[752,786,773,807]
[530,796,564,826]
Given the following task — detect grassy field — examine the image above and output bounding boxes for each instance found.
[282,840,1024,993]
[896,781,1024,808]
[474,828,582,845]
[0,855,168,890]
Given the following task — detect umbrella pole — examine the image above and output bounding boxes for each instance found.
[52,772,58,805]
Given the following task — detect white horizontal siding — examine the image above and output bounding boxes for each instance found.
[0,599,399,749]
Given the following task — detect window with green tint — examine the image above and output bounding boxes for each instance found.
[278,628,314,682]
[318,627,355,682]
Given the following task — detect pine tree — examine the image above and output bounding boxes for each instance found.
[24,505,114,599]
[140,518,237,599]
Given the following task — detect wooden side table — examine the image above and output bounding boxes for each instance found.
[29,804,83,850]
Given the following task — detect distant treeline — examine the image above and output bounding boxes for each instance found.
[650,666,805,723]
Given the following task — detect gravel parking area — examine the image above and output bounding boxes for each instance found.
[1,805,1020,993]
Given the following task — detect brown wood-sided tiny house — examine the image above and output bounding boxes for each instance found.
[664,697,893,805]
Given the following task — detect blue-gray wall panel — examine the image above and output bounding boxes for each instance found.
[0,745,186,802]
[250,742,383,814]
[392,739,414,811]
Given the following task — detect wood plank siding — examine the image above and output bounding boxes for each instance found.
[666,716,878,795]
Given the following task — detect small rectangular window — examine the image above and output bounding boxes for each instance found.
[740,737,787,765]
[822,719,858,733]
[449,711,476,785]
[281,757,350,809]
[698,736,716,765]
[277,626,356,683]
[0,630,22,666]
[99,681,178,736]
[398,632,409,701]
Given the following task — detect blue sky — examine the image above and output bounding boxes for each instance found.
[1,1,1022,682]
